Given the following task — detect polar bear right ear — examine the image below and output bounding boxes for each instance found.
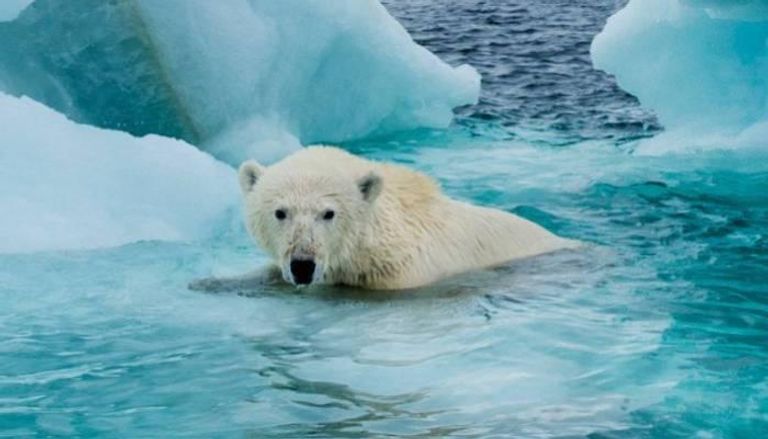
[357,172,382,203]
[239,160,265,193]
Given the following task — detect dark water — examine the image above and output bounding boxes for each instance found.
[1,1,767,438]
[383,0,660,144]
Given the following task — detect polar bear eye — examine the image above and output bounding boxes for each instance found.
[274,209,287,220]
[322,210,335,221]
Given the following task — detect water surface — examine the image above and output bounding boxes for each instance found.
[2,1,767,437]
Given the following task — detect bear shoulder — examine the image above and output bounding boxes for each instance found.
[376,162,441,209]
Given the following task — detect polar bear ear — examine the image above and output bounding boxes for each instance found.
[239,160,265,193]
[357,172,382,202]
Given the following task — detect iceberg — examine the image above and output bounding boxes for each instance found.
[0,93,237,254]
[0,0,480,253]
[591,0,768,153]
[0,0,480,165]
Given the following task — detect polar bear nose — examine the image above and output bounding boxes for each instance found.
[290,258,316,285]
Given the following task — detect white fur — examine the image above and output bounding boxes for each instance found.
[239,146,578,290]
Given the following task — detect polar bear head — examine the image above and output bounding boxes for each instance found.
[238,159,382,287]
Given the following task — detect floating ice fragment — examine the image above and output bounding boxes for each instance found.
[592,0,768,153]
[0,93,237,254]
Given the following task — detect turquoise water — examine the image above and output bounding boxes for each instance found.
[2,132,766,437]
[3,1,768,437]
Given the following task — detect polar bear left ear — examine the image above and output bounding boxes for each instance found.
[357,172,382,202]
[239,160,265,193]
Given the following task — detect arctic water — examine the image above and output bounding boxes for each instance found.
[2,0,768,437]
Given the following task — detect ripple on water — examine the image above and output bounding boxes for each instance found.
[3,0,768,437]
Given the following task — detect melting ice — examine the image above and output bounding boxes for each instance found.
[0,94,237,253]
[0,0,479,253]
[0,0,479,165]
[592,0,768,153]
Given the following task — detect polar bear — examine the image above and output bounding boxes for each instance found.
[194,146,578,291]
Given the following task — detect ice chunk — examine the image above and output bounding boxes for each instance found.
[0,93,237,254]
[0,0,32,21]
[0,0,480,165]
[591,0,768,153]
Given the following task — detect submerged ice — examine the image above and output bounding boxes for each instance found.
[591,0,768,153]
[0,0,479,165]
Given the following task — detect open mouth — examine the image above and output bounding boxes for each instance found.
[290,259,316,285]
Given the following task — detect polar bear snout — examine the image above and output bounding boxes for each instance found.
[289,258,316,285]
